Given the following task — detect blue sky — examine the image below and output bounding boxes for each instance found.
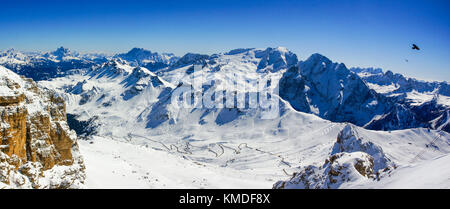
[0,0,449,81]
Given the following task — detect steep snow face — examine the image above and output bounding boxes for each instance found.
[159,47,295,90]
[41,47,293,137]
[280,54,388,126]
[39,58,175,138]
[255,47,298,72]
[115,48,179,70]
[279,53,443,131]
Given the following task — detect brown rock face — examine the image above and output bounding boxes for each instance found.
[0,106,27,161]
[0,67,85,189]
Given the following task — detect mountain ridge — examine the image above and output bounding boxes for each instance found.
[2,46,449,132]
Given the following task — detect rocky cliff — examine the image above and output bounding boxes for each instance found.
[0,66,85,189]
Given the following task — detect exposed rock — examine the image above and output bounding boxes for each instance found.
[0,65,85,189]
[279,53,423,131]
[274,124,395,189]
[332,124,395,172]
[273,152,375,189]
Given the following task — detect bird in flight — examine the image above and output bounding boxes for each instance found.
[412,44,420,50]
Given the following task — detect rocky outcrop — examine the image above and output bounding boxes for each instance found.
[273,152,376,189]
[0,66,85,189]
[273,124,395,189]
[331,124,395,172]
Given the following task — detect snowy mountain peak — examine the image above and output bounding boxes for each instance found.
[53,46,72,56]
[131,66,153,77]
[307,53,331,63]
[117,47,154,61]
[40,46,81,62]
[255,47,298,72]
[0,49,28,65]
[333,124,395,172]
[50,46,75,58]
[2,48,21,56]
[300,53,349,75]
[115,48,179,67]
[29,46,450,189]
[91,58,134,76]
[274,124,398,189]
[129,47,149,54]
[171,53,210,69]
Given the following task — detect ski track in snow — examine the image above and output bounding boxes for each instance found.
[26,47,450,189]
[79,136,275,189]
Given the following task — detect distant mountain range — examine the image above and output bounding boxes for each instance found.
[1,46,449,189]
[1,47,448,132]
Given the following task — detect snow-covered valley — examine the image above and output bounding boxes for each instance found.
[78,127,450,189]
[1,47,449,189]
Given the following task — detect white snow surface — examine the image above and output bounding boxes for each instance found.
[352,154,450,189]
[36,48,450,189]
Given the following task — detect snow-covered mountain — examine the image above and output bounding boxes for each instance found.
[0,47,99,81]
[0,47,181,81]
[115,48,179,70]
[279,54,431,131]
[353,67,450,99]
[350,67,450,132]
[0,46,448,189]
[39,47,294,137]
[41,46,81,62]
[274,124,449,189]
[33,47,450,189]
[0,49,30,65]
[349,67,383,75]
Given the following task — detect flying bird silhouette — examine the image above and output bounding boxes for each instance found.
[412,44,420,50]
